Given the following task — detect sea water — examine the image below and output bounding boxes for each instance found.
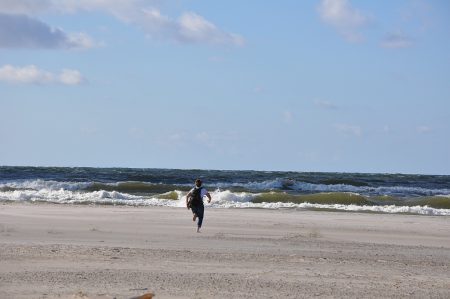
[1,166,449,216]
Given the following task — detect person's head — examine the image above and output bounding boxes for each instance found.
[195,179,202,187]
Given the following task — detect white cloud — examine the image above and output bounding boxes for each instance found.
[0,65,85,85]
[0,1,244,47]
[381,32,413,49]
[318,0,369,42]
[0,64,53,84]
[177,12,244,46]
[334,123,362,137]
[59,69,84,85]
[67,32,97,49]
[0,13,95,49]
[132,8,244,46]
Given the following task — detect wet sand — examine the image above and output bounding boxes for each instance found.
[1,203,449,298]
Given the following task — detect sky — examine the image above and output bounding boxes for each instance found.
[0,0,449,174]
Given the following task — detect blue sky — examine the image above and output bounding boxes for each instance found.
[1,0,449,174]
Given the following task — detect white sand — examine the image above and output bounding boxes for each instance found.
[1,203,449,298]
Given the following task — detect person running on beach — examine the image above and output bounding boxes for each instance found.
[186,179,212,233]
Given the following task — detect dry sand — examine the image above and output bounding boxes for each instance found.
[0,203,449,298]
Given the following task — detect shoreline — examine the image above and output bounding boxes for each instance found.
[1,203,449,298]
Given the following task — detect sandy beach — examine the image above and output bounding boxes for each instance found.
[0,203,449,298]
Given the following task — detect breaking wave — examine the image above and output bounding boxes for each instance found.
[0,180,190,194]
[4,178,449,199]
[1,187,449,216]
[232,179,450,197]
[1,165,449,217]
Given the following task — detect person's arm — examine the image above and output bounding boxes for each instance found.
[186,191,192,208]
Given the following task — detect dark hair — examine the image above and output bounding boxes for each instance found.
[195,179,202,186]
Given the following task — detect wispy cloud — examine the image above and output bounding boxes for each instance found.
[0,1,244,47]
[176,12,244,46]
[381,1,434,49]
[253,85,265,94]
[158,130,239,155]
[283,111,294,124]
[381,32,413,49]
[80,126,99,136]
[128,127,146,139]
[318,0,369,42]
[400,0,433,34]
[314,99,338,110]
[0,65,85,85]
[334,123,362,137]
[417,125,432,134]
[0,13,95,49]
[194,131,240,156]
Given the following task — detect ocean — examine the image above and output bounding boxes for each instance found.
[1,166,449,216]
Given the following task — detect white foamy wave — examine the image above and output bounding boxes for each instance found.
[0,189,139,203]
[203,190,450,216]
[169,190,254,208]
[186,190,450,216]
[1,189,449,216]
[237,180,285,190]
[206,201,450,216]
[210,190,255,203]
[0,179,91,191]
[0,188,187,207]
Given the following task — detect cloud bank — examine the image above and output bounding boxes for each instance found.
[0,1,244,47]
[0,65,84,85]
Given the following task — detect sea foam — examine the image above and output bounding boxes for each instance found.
[1,188,449,215]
